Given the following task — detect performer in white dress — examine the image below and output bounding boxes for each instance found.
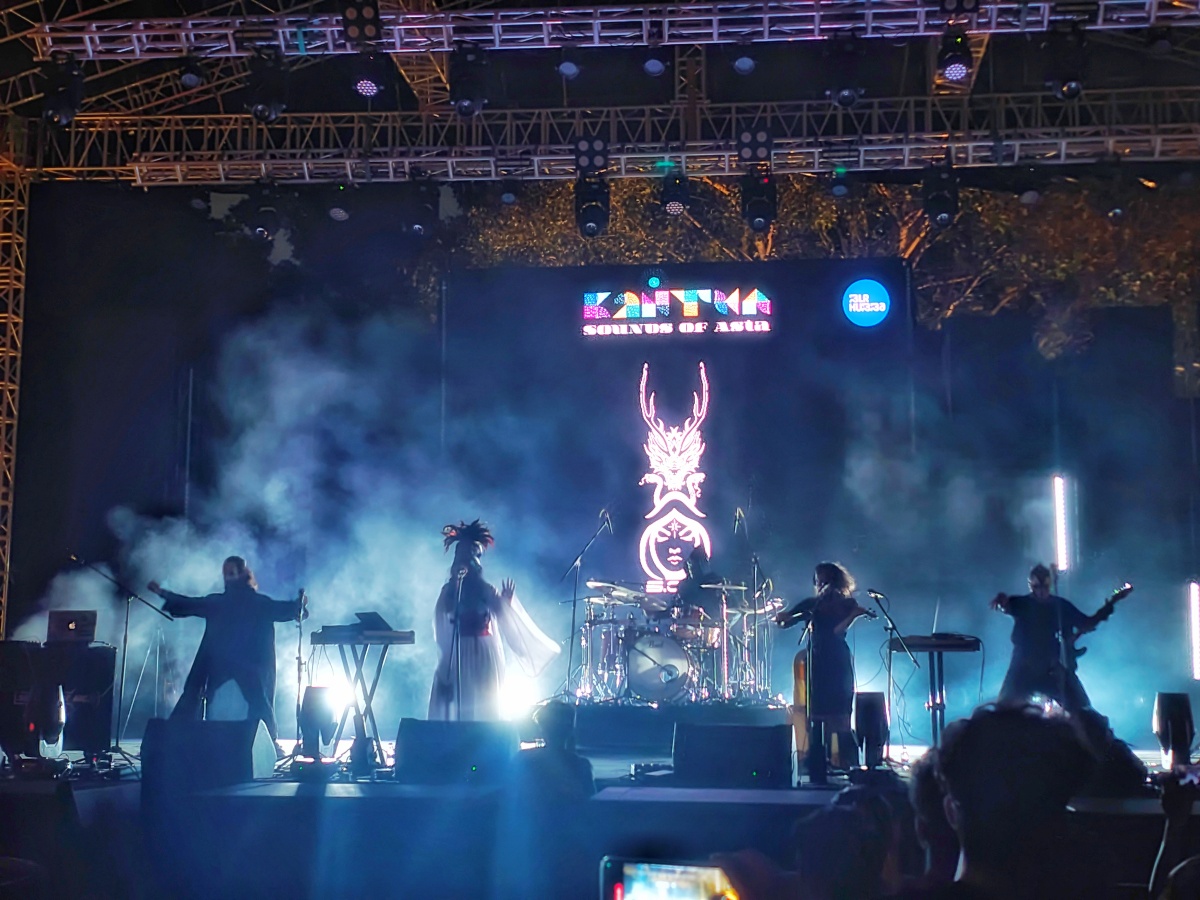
[428,520,559,721]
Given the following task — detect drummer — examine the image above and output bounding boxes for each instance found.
[670,547,723,619]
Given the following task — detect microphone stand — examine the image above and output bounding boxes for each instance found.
[558,513,610,701]
[453,569,466,721]
[69,554,172,756]
[292,589,307,757]
[867,590,917,763]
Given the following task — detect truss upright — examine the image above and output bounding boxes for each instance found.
[0,161,29,640]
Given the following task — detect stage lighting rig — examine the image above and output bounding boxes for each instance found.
[922,164,959,230]
[407,180,440,236]
[573,135,608,177]
[352,52,389,98]
[731,46,757,76]
[736,126,772,168]
[740,166,777,233]
[660,170,689,216]
[178,56,207,90]
[1044,26,1087,101]
[824,35,865,109]
[449,44,489,117]
[42,51,83,127]
[340,0,381,50]
[938,30,972,83]
[574,174,610,237]
[556,50,582,81]
[830,166,851,198]
[246,47,288,124]
[643,47,671,78]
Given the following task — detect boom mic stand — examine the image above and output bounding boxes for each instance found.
[69,554,172,757]
[558,510,611,701]
[866,589,918,763]
[453,568,466,721]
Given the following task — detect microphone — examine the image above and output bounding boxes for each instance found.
[297,587,307,620]
[456,567,468,581]
[866,589,886,600]
[600,508,613,535]
[733,507,743,533]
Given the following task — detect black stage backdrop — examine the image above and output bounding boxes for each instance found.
[10,183,1198,747]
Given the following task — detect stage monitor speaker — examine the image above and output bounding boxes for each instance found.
[394,718,519,786]
[141,718,276,800]
[671,722,793,789]
[854,692,889,768]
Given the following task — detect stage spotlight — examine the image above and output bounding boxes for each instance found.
[660,170,689,216]
[1153,692,1194,769]
[736,126,773,167]
[408,180,439,236]
[499,179,520,204]
[327,183,354,221]
[179,56,206,90]
[823,35,865,109]
[340,0,381,49]
[732,50,756,76]
[922,164,959,230]
[740,167,777,233]
[556,51,581,80]
[643,47,670,78]
[449,44,488,117]
[830,166,851,198]
[298,686,339,758]
[829,86,864,109]
[573,135,608,176]
[42,51,84,127]
[351,52,389,98]
[1044,26,1086,101]
[938,31,972,83]
[246,47,287,123]
[574,174,610,237]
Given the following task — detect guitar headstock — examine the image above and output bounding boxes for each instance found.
[1110,582,1133,603]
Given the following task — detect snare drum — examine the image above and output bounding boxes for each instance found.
[627,633,694,702]
[669,605,721,646]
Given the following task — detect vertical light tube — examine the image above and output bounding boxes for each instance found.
[1053,475,1070,572]
[1190,582,1200,681]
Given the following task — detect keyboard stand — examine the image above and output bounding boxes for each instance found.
[331,640,391,767]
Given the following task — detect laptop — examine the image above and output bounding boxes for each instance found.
[355,611,393,632]
[47,610,97,643]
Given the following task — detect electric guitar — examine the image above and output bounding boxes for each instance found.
[1063,582,1133,672]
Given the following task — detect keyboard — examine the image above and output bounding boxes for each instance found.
[890,633,981,654]
[311,628,415,646]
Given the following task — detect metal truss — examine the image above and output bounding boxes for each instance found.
[33,1,1200,61]
[0,168,29,639]
[21,86,1200,185]
[0,0,132,51]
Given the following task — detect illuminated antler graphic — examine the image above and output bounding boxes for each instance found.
[637,363,713,590]
[639,362,709,510]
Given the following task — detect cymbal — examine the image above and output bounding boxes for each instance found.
[582,595,625,605]
[585,580,649,603]
[699,583,749,592]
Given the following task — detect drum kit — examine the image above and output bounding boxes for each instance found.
[574,579,783,704]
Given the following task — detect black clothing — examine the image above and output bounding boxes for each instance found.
[997,593,1092,712]
[780,592,857,719]
[162,582,302,740]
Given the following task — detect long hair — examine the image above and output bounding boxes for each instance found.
[814,561,855,597]
[223,555,258,590]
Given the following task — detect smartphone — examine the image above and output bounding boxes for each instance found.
[599,856,738,900]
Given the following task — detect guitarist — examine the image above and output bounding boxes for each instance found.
[990,563,1127,713]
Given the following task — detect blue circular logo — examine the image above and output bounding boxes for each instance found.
[842,279,891,327]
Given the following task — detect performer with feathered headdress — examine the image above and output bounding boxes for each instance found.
[428,520,560,721]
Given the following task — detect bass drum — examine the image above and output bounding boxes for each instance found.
[627,633,693,702]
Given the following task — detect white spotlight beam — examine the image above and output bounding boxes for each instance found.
[1189,581,1200,681]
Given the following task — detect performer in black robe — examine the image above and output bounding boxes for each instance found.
[148,556,305,743]
[776,561,875,773]
[991,563,1118,713]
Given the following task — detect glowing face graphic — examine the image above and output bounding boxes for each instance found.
[637,362,712,592]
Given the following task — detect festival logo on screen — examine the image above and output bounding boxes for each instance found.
[583,287,772,338]
[637,362,713,594]
[842,279,891,327]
